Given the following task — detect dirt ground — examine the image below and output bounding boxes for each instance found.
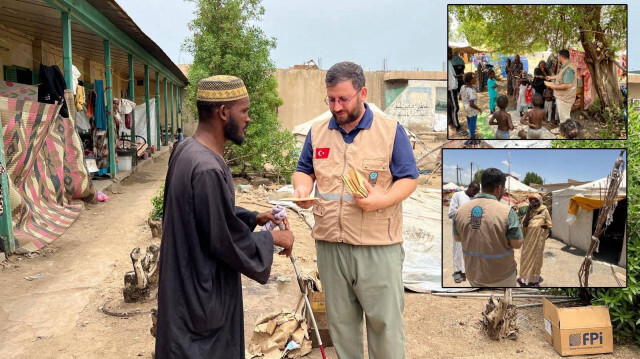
[1,153,638,358]
[448,77,623,140]
[442,206,627,288]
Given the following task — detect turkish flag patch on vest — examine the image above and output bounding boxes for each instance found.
[315,148,330,159]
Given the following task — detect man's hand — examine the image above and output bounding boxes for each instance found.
[272,227,294,257]
[354,180,390,212]
[256,211,287,227]
[293,187,316,209]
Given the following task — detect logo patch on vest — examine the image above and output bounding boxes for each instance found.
[471,206,483,229]
[315,148,330,159]
[368,171,378,186]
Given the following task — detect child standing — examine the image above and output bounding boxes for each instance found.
[520,94,546,139]
[489,95,514,139]
[460,72,482,141]
[543,87,554,123]
[517,75,532,116]
[487,70,498,113]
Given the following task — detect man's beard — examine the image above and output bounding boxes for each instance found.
[224,115,246,145]
[332,100,363,126]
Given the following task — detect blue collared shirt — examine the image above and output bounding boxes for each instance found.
[295,103,419,181]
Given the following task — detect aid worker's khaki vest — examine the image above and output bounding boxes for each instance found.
[455,197,517,284]
[310,112,402,245]
[554,60,578,104]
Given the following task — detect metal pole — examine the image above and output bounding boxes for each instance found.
[163,77,168,145]
[155,71,161,150]
[128,54,136,145]
[61,11,73,89]
[144,65,151,148]
[104,40,116,178]
[0,110,15,254]
[431,292,575,299]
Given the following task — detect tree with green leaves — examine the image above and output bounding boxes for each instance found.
[553,104,639,345]
[182,0,298,180]
[522,172,543,186]
[473,169,484,185]
[450,5,626,111]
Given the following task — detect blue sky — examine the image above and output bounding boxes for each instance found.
[116,0,637,71]
[442,149,627,185]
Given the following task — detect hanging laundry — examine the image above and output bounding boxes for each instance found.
[72,65,81,95]
[0,162,5,216]
[94,80,107,130]
[121,98,136,115]
[38,64,69,118]
[87,90,96,116]
[125,112,132,130]
[75,85,86,111]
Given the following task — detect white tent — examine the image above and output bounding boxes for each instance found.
[292,103,387,141]
[504,176,538,192]
[552,173,627,266]
[443,182,461,191]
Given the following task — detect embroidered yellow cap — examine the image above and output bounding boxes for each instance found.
[197,75,248,102]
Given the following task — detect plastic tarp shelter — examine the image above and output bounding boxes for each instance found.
[402,188,453,292]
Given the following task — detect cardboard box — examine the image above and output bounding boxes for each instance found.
[543,298,613,356]
[305,285,332,348]
[309,291,326,313]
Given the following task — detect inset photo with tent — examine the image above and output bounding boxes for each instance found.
[442,148,627,288]
[446,4,628,142]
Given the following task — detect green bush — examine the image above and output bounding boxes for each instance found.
[149,185,165,220]
[553,104,639,346]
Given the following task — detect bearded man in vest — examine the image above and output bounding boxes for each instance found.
[545,49,577,132]
[292,61,418,359]
[453,168,523,287]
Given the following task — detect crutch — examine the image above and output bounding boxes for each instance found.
[290,254,327,359]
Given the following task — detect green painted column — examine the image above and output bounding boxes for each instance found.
[144,65,151,147]
[128,54,136,145]
[61,11,73,89]
[179,88,183,132]
[163,77,168,145]
[0,111,15,254]
[170,83,174,142]
[155,71,161,150]
[176,86,180,131]
[104,40,116,178]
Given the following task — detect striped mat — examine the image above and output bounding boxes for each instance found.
[1,97,96,253]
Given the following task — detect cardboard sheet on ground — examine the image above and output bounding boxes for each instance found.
[248,300,312,359]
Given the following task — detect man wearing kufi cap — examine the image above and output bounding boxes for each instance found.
[156,75,294,358]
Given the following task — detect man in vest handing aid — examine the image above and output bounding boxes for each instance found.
[292,61,418,359]
[545,49,577,129]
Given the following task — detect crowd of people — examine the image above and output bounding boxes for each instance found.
[448,48,583,141]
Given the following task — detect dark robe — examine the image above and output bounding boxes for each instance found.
[156,137,274,358]
[38,64,69,118]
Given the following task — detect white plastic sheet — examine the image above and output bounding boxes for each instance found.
[401,188,444,292]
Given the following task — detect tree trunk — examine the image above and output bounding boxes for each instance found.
[580,6,623,112]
